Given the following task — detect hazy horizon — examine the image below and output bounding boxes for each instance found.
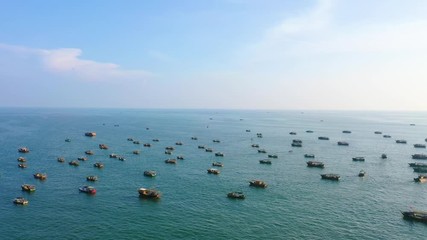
[1,0,426,111]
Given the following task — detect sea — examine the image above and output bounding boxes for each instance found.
[0,108,427,239]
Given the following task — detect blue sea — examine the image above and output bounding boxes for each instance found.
[1,108,427,239]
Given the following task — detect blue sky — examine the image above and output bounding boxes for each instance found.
[1,0,427,110]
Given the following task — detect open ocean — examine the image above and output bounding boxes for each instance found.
[1,108,427,239]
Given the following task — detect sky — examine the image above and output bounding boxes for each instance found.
[1,0,427,110]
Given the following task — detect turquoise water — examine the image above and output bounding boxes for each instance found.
[1,109,427,239]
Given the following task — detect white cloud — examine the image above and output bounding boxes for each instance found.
[0,43,152,81]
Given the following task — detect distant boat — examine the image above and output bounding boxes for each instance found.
[18,147,30,153]
[414,175,427,183]
[251,144,260,148]
[414,144,426,148]
[249,180,268,188]
[306,130,314,133]
[374,131,382,134]
[207,168,220,174]
[227,192,245,199]
[17,157,26,162]
[144,170,157,177]
[258,149,267,153]
[396,140,407,144]
[306,161,324,168]
[65,138,71,142]
[33,173,47,180]
[289,132,297,135]
[18,163,27,168]
[198,145,205,149]
[84,132,96,137]
[291,142,302,147]
[412,154,427,160]
[21,184,36,192]
[79,186,96,194]
[318,137,329,140]
[402,210,427,222]
[86,176,98,181]
[259,159,272,164]
[93,162,104,168]
[213,139,220,143]
[152,139,160,142]
[409,162,427,167]
[342,130,352,133]
[13,197,29,205]
[205,148,213,152]
[143,143,151,147]
[191,137,198,140]
[175,142,183,146]
[383,135,391,138]
[352,157,365,162]
[85,150,94,155]
[133,150,140,155]
[267,154,278,158]
[165,159,176,164]
[304,154,315,158]
[321,174,340,181]
[215,152,224,157]
[337,141,349,146]
[177,156,184,160]
[69,160,80,166]
[138,188,160,199]
[212,162,224,167]
[358,170,366,177]
[99,144,108,150]
[381,154,387,159]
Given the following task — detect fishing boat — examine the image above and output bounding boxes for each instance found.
[409,162,427,167]
[165,150,172,155]
[249,180,268,188]
[306,130,314,133]
[205,148,213,152]
[118,156,126,161]
[175,142,183,146]
[342,130,352,133]
[21,184,36,192]
[414,144,426,148]
[396,140,407,144]
[258,149,267,153]
[86,176,98,181]
[318,137,329,140]
[93,162,104,168]
[99,144,109,150]
[293,139,302,144]
[69,160,80,166]
[18,163,27,168]
[251,144,259,148]
[165,146,175,151]
[79,186,96,194]
[84,132,96,137]
[215,152,224,157]
[413,166,427,173]
[306,161,324,168]
[138,188,161,199]
[412,154,427,160]
[133,141,140,144]
[289,132,297,135]
[304,154,315,158]
[109,154,118,158]
[165,159,177,164]
[227,192,245,199]
[212,162,223,167]
[13,197,29,205]
[133,150,140,155]
[358,170,366,177]
[381,154,387,159]
[352,157,365,162]
[177,156,184,160]
[321,174,340,181]
[85,150,94,155]
[268,154,278,158]
[198,145,205,149]
[18,147,30,153]
[257,133,263,138]
[414,175,427,183]
[57,157,65,163]
[259,159,272,164]
[144,170,157,177]
[207,168,220,174]
[337,141,349,146]
[17,157,26,162]
[65,138,71,142]
[152,139,160,142]
[401,210,427,222]
[127,138,134,141]
[143,143,151,147]
[383,135,391,138]
[191,137,198,140]
[246,130,251,132]
[374,131,382,134]
[77,157,87,161]
[291,142,302,147]
[34,173,47,180]
[213,139,220,143]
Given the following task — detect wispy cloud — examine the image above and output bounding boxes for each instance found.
[0,43,152,81]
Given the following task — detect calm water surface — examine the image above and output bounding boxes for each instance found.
[1,109,427,239]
